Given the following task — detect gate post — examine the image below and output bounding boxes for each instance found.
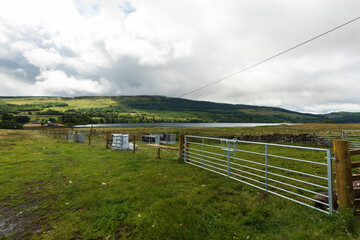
[326,149,334,214]
[333,140,354,212]
[178,134,184,160]
[133,134,136,154]
[106,131,110,148]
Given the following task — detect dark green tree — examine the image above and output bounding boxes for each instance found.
[14,116,30,124]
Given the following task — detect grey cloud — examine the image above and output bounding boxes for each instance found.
[0,58,40,83]
[1,0,360,113]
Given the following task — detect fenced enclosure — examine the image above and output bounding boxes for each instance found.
[68,130,85,143]
[160,134,177,144]
[141,134,177,145]
[142,135,160,144]
[184,135,333,214]
[342,130,360,150]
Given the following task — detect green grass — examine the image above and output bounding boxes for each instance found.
[1,129,360,239]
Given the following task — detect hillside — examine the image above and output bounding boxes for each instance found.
[0,96,359,125]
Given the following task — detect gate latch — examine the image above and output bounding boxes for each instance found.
[221,139,237,156]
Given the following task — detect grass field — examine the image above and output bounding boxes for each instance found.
[6,96,360,124]
[1,127,360,239]
[85,123,360,136]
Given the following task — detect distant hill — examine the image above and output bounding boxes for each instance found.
[0,96,359,124]
[324,112,360,123]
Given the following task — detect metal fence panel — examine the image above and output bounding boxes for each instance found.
[76,134,85,143]
[342,130,360,150]
[317,135,340,145]
[160,134,177,144]
[184,135,333,214]
[142,135,160,144]
[68,131,76,142]
[68,130,85,143]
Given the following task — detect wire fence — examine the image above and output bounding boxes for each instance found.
[184,135,334,214]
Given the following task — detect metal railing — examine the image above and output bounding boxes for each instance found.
[184,135,333,214]
[317,135,340,145]
[342,130,360,150]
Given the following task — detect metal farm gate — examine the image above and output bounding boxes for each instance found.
[184,135,334,214]
[342,130,360,149]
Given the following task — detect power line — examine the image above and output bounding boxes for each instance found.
[177,16,360,98]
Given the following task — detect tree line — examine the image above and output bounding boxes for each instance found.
[0,112,30,129]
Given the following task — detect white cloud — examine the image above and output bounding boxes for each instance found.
[34,70,111,95]
[23,47,64,69]
[0,72,33,96]
[0,0,360,113]
[302,104,360,114]
[0,70,111,96]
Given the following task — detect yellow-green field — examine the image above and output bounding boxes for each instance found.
[2,97,117,111]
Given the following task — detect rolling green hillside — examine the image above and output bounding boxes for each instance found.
[0,96,359,125]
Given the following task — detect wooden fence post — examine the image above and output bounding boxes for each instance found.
[157,147,161,159]
[88,132,91,146]
[179,134,184,159]
[333,140,355,212]
[133,134,136,154]
[106,131,111,148]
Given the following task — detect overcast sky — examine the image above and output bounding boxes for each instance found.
[0,0,359,113]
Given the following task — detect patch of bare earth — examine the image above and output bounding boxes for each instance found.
[0,181,54,239]
[0,204,41,239]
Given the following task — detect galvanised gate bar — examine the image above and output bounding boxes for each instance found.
[184,135,333,214]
